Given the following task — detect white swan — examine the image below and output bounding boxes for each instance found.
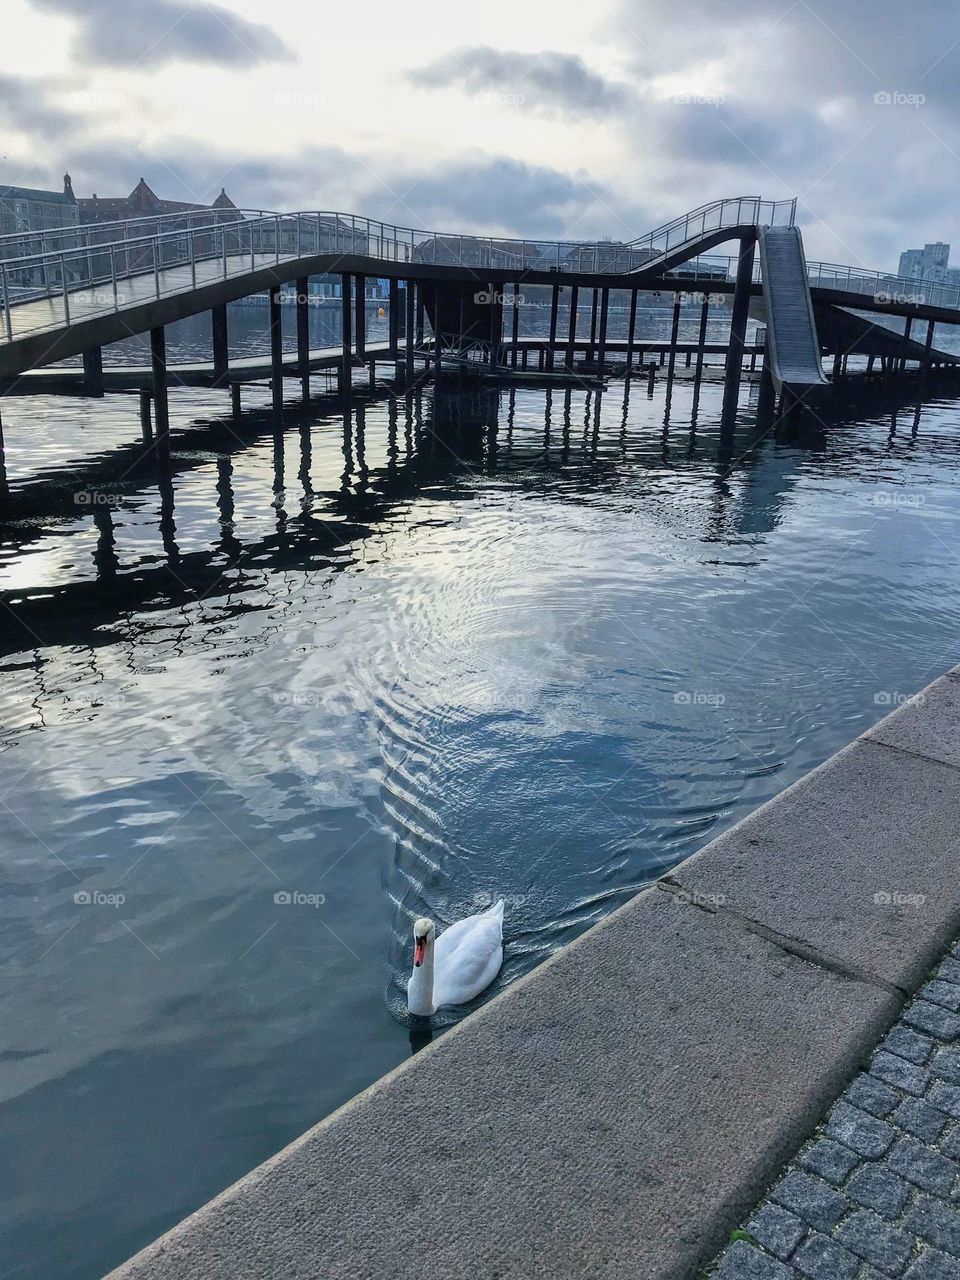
[407,900,504,1016]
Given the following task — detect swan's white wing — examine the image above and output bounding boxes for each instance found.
[433,901,504,1008]
[434,901,503,965]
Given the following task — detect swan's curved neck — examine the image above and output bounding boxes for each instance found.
[407,941,435,1017]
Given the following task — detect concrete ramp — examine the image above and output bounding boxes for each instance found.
[759,225,828,395]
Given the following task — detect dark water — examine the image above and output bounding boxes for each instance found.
[3,336,960,1278]
[52,289,758,368]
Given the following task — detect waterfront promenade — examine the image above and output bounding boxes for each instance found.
[107,668,960,1279]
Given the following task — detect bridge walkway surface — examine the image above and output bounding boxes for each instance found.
[2,253,295,343]
[759,226,829,396]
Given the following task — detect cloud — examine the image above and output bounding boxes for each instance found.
[410,47,634,119]
[44,140,639,241]
[0,74,74,140]
[29,0,291,68]
[383,153,640,236]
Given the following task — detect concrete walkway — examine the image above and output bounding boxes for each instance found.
[107,669,960,1280]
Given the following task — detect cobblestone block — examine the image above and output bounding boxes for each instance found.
[905,1002,960,1042]
[883,1026,936,1066]
[799,1138,861,1186]
[893,1099,950,1144]
[835,1207,915,1274]
[716,1241,795,1279]
[888,1136,960,1195]
[930,1084,960,1121]
[771,1170,846,1231]
[793,1233,861,1280]
[905,1195,960,1257]
[872,1052,933,1097]
[828,1101,897,1158]
[904,1248,960,1279]
[927,984,960,1014]
[746,1203,807,1260]
[847,1164,912,1218]
[933,1051,960,1086]
[848,1070,903,1115]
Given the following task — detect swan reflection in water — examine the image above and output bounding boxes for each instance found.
[408,1016,434,1056]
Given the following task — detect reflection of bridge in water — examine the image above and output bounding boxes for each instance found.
[0,365,948,670]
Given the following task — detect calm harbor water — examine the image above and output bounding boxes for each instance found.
[3,330,960,1278]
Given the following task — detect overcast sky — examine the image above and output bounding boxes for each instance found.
[2,0,959,269]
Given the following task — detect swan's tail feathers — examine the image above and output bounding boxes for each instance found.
[487,899,505,928]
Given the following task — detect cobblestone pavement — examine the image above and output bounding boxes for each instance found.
[712,942,960,1280]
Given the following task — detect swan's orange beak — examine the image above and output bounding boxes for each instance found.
[414,937,426,967]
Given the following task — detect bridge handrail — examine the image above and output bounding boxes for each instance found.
[0,200,802,342]
[624,195,796,251]
[0,207,273,257]
[0,197,797,272]
[628,251,960,314]
[5,199,957,348]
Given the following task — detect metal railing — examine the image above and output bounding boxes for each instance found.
[2,197,955,346]
[647,252,960,315]
[0,206,268,260]
[0,199,798,343]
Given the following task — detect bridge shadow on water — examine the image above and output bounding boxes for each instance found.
[0,367,952,665]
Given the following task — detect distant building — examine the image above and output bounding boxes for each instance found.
[898,241,951,283]
[0,174,81,287]
[0,173,79,237]
[78,177,237,225]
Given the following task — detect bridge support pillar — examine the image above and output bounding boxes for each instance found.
[355,274,366,363]
[150,327,169,457]
[626,290,638,377]
[83,346,104,397]
[341,273,352,395]
[139,390,152,441]
[389,279,399,364]
[270,287,284,423]
[566,285,579,371]
[694,295,710,384]
[587,288,599,361]
[547,284,559,371]
[295,277,310,402]
[212,305,229,387]
[920,319,935,393]
[488,283,502,367]
[667,293,682,383]
[597,287,610,383]
[231,384,241,418]
[899,316,914,373]
[405,281,414,383]
[723,233,757,413]
[513,282,522,369]
[415,286,424,349]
